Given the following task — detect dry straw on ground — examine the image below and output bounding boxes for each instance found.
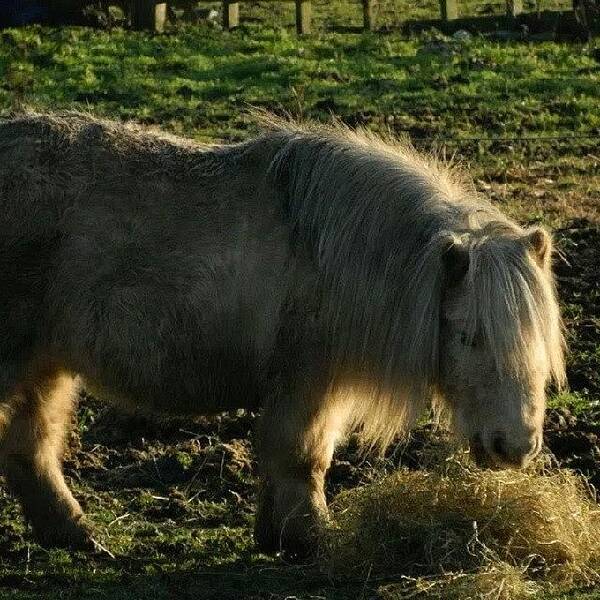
[324,453,600,599]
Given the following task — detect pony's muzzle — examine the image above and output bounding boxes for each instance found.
[470,431,541,469]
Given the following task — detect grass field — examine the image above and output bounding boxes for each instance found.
[0,1,599,598]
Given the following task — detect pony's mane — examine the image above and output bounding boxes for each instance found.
[260,117,565,448]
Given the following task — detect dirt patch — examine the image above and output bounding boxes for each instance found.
[545,407,600,490]
[555,219,600,397]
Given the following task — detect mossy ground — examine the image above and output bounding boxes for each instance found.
[0,2,599,598]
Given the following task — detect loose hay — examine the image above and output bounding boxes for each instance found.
[324,456,600,599]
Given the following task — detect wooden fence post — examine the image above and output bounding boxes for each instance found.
[130,1,167,31]
[439,0,458,20]
[363,0,375,31]
[506,0,523,17]
[223,0,240,29]
[295,0,311,34]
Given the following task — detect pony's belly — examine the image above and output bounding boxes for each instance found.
[81,378,140,412]
[80,364,262,417]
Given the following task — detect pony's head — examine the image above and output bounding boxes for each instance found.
[438,224,565,468]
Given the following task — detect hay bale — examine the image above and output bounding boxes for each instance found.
[324,456,600,598]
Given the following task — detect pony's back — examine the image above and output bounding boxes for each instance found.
[0,114,292,411]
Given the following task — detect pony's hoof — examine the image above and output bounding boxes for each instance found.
[33,517,97,551]
[254,508,325,558]
[254,522,317,559]
[254,478,328,557]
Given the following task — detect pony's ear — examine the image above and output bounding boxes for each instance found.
[443,238,470,285]
[525,226,552,269]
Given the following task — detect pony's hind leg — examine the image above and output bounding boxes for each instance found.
[255,389,346,557]
[0,367,93,549]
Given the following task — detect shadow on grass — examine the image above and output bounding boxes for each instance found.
[0,554,366,600]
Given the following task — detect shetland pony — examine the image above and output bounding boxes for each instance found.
[0,113,564,554]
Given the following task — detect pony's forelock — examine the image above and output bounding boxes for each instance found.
[464,226,566,387]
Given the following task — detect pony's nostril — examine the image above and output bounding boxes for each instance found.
[492,434,507,458]
[491,432,540,465]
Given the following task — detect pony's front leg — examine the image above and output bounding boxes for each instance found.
[254,390,340,557]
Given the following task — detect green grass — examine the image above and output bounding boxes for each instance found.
[1,11,598,146]
[0,4,599,598]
